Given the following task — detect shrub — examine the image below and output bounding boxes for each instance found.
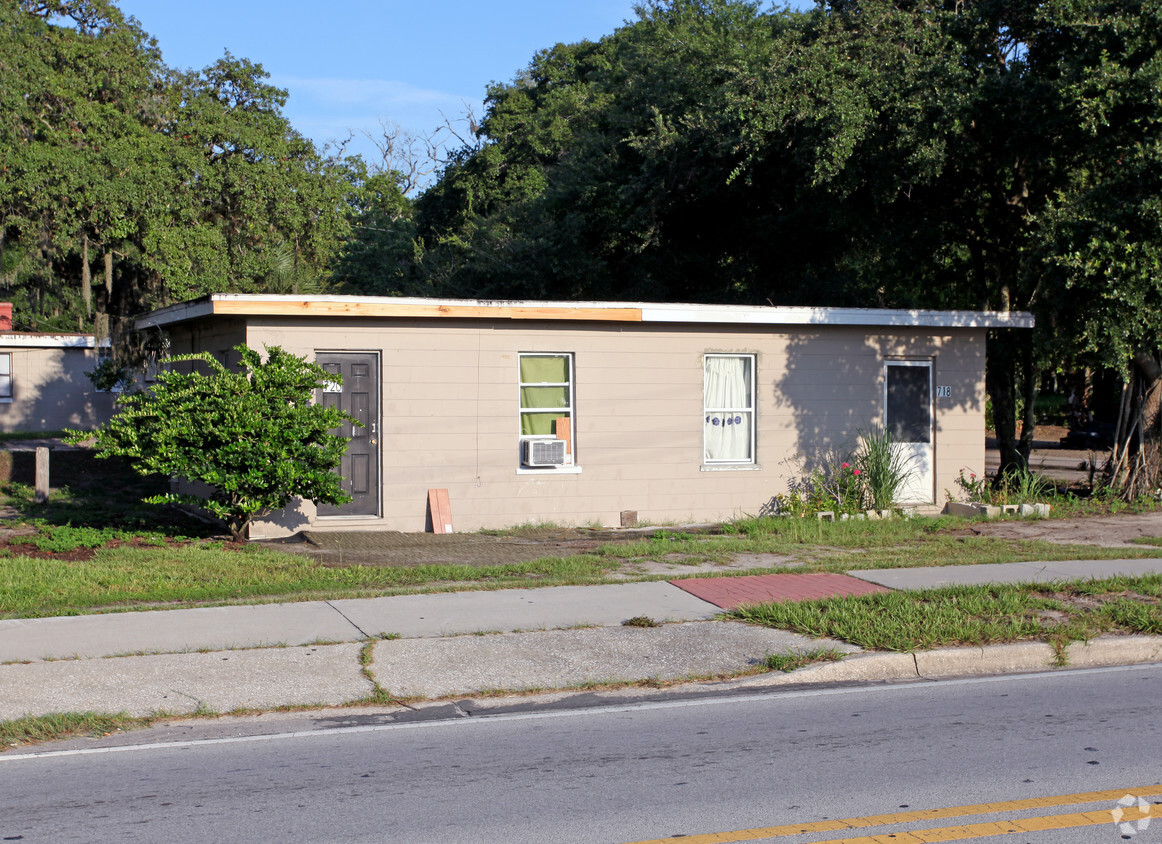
[68,345,356,541]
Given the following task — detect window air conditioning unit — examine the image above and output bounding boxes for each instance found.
[522,438,567,467]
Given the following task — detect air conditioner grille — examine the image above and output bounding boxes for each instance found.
[523,438,567,466]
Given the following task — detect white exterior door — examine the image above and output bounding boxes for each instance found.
[885,361,934,504]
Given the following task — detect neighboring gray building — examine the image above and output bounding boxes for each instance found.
[0,329,117,434]
[137,294,1033,538]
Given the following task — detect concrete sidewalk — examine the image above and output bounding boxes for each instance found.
[2,559,1161,722]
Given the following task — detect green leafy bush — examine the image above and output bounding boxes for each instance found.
[69,345,356,541]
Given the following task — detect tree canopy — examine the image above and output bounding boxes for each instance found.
[0,0,361,341]
[351,0,1161,475]
[6,0,1161,485]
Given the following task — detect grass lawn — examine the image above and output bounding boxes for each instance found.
[2,447,1161,619]
[0,542,625,618]
[731,574,1162,661]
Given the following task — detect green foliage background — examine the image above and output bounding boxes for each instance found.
[4,0,1161,476]
[0,0,361,343]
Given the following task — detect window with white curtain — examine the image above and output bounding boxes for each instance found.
[703,354,754,464]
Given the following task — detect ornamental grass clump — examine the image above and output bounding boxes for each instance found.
[855,427,916,510]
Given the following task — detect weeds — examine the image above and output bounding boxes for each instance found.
[949,468,1057,506]
[357,640,396,705]
[622,616,661,628]
[0,711,152,749]
[763,647,846,673]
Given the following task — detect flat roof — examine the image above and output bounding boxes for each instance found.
[0,333,104,349]
[136,294,1035,330]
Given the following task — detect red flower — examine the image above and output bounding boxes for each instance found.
[841,462,850,469]
[853,469,861,476]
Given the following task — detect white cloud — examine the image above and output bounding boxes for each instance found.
[272,75,472,111]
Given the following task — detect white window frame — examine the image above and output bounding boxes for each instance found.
[518,352,578,472]
[0,353,10,402]
[703,353,756,466]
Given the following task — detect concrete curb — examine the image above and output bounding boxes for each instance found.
[1064,635,1162,668]
[728,635,1162,691]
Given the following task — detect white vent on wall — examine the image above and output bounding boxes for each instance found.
[522,438,567,467]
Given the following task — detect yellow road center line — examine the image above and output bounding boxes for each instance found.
[625,785,1162,844]
[809,806,1153,844]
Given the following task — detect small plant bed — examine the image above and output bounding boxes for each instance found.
[0,523,183,561]
[730,575,1162,662]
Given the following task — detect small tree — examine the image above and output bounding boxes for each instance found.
[70,345,356,540]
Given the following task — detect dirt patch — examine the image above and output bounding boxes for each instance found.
[0,535,192,562]
[270,529,645,568]
[267,526,726,569]
[953,511,1162,547]
[0,544,98,562]
[260,510,1162,572]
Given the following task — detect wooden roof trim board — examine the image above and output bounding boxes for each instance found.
[135,294,1035,331]
[209,299,644,322]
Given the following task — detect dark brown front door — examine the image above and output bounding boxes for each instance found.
[316,352,380,517]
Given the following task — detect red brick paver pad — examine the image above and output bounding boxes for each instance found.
[670,573,891,610]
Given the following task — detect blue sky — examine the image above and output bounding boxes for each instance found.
[116,1,652,167]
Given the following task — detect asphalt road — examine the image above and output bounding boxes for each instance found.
[2,665,1160,843]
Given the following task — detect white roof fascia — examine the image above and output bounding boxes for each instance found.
[0,334,103,349]
[638,303,1034,329]
[135,294,1034,330]
[134,299,217,330]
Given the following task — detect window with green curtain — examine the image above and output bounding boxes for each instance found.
[519,353,573,443]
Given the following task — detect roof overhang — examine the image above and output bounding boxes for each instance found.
[135,294,1035,331]
[0,333,103,349]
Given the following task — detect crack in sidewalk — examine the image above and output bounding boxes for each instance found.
[325,601,372,640]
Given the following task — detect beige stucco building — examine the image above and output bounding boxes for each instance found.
[137,295,1032,538]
